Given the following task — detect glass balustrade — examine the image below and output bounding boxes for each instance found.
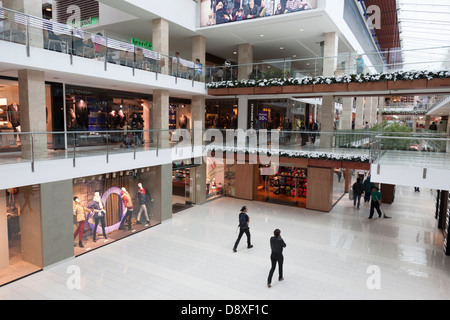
[0,7,206,82]
[0,129,449,173]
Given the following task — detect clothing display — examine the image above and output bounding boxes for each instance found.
[88,192,107,242]
[135,183,152,224]
[119,188,133,230]
[73,196,91,247]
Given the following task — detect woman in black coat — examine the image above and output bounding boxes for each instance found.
[267,229,287,287]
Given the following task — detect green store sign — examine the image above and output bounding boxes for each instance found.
[131,38,153,50]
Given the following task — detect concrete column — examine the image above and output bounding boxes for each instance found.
[152,89,169,148]
[143,100,151,145]
[340,97,353,130]
[355,97,365,129]
[192,35,206,82]
[40,180,74,267]
[378,96,385,124]
[18,69,47,160]
[371,97,378,126]
[323,32,339,77]
[238,43,253,81]
[0,190,8,269]
[191,95,207,205]
[363,97,372,126]
[238,97,248,130]
[152,18,169,74]
[319,95,335,148]
[154,164,173,222]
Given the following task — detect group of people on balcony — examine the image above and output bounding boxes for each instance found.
[213,0,313,24]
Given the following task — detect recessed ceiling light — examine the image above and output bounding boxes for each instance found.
[292,54,297,58]
[280,47,284,50]
[260,34,264,37]
[233,51,237,55]
[299,28,304,32]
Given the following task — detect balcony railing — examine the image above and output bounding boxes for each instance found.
[1,129,449,175]
[204,45,450,84]
[0,7,206,84]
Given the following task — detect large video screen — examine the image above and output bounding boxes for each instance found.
[200,0,317,27]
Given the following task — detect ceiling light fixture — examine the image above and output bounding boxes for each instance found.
[280,47,284,50]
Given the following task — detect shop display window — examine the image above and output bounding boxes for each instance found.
[0,186,42,286]
[205,99,238,129]
[206,157,224,200]
[72,168,160,256]
[258,166,307,207]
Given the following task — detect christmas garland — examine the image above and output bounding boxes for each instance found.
[207,70,450,89]
[204,145,370,163]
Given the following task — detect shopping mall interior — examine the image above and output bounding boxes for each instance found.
[0,0,450,302]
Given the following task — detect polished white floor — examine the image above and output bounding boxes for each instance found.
[1,186,449,300]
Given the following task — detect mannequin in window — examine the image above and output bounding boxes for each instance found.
[73,196,92,248]
[7,102,20,143]
[179,114,189,129]
[75,99,90,130]
[119,187,133,231]
[88,191,107,242]
[134,183,153,225]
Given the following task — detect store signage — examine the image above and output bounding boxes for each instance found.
[131,38,153,50]
[258,111,269,123]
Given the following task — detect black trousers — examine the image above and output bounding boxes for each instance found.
[93,216,106,240]
[268,252,284,284]
[370,200,382,218]
[234,228,251,249]
[120,208,133,230]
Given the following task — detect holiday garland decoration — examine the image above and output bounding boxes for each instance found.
[207,70,450,89]
[204,145,371,163]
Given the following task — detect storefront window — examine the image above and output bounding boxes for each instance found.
[247,99,312,133]
[205,99,238,129]
[65,85,151,147]
[72,167,160,256]
[206,157,224,200]
[172,159,196,213]
[1,186,42,286]
[258,166,307,208]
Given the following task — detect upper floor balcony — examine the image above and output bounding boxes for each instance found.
[0,7,207,95]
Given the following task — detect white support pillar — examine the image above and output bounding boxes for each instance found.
[340,97,354,130]
[323,32,339,77]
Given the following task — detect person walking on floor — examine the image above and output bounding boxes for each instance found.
[363,174,372,203]
[233,206,253,252]
[369,186,383,219]
[267,228,286,288]
[352,177,365,210]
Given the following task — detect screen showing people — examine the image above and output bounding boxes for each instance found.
[201,0,317,26]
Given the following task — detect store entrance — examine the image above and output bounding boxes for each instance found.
[172,160,196,213]
[257,166,308,208]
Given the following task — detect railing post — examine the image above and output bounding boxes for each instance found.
[156,131,159,157]
[30,133,34,172]
[70,29,74,65]
[26,16,30,57]
[106,133,109,163]
[73,132,76,167]
[104,37,108,71]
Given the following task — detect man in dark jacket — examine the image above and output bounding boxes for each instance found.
[233,206,253,252]
[267,229,286,287]
[352,177,365,210]
[244,0,260,19]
